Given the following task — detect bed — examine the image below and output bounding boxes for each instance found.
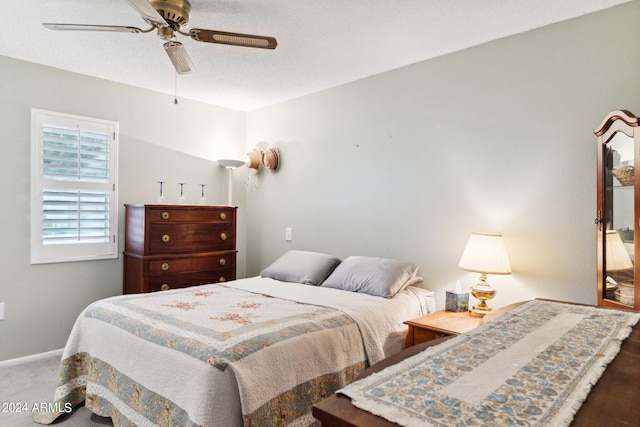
[33,251,436,427]
[313,299,640,426]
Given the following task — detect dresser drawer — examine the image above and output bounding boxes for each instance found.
[148,269,235,292]
[148,222,235,254]
[147,252,235,275]
[147,206,234,223]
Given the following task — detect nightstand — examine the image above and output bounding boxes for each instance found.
[404,310,483,347]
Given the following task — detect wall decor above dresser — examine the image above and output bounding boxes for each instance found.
[123,204,237,294]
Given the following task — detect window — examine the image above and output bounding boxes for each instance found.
[31,109,118,264]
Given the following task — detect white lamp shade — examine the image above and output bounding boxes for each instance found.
[458,232,512,275]
[606,230,633,271]
[217,159,245,168]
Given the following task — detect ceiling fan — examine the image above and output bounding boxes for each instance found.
[43,0,278,74]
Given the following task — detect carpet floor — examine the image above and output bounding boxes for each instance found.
[0,353,113,426]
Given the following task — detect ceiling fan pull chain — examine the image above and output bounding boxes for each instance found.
[174,70,178,105]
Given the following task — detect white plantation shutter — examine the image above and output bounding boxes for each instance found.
[42,189,110,244]
[31,110,118,264]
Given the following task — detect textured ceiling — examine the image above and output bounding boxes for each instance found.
[1,0,630,111]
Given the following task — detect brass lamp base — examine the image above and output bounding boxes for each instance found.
[469,273,497,317]
[469,301,494,317]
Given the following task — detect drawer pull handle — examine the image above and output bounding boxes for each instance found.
[220,232,227,241]
[161,263,169,271]
[161,212,170,220]
[220,212,227,220]
[162,234,171,243]
[161,284,170,291]
[219,258,226,266]
[219,276,226,282]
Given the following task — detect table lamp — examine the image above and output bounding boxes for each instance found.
[605,230,632,271]
[458,232,511,317]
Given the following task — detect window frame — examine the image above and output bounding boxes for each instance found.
[30,109,119,264]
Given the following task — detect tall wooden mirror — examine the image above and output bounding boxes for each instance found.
[595,110,640,310]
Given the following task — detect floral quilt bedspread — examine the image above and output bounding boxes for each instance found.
[34,281,372,427]
[84,284,355,371]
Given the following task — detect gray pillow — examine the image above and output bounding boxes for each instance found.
[321,256,422,298]
[260,250,341,286]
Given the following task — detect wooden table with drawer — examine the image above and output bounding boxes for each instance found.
[123,204,237,294]
[404,310,482,347]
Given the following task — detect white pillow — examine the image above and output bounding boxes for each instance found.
[321,256,422,298]
[260,250,341,286]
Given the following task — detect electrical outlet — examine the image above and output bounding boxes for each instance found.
[0,303,4,320]
[285,227,292,242]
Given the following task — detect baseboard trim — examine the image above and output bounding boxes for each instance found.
[0,348,63,368]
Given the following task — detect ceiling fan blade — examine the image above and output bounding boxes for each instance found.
[189,29,277,49]
[164,41,195,74]
[43,23,144,33]
[124,0,168,27]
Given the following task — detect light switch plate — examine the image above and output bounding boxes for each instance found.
[0,303,4,320]
[285,227,292,242]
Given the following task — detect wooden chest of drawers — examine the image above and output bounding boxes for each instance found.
[123,204,237,294]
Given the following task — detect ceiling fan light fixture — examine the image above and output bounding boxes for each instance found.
[43,0,277,76]
[164,41,194,74]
